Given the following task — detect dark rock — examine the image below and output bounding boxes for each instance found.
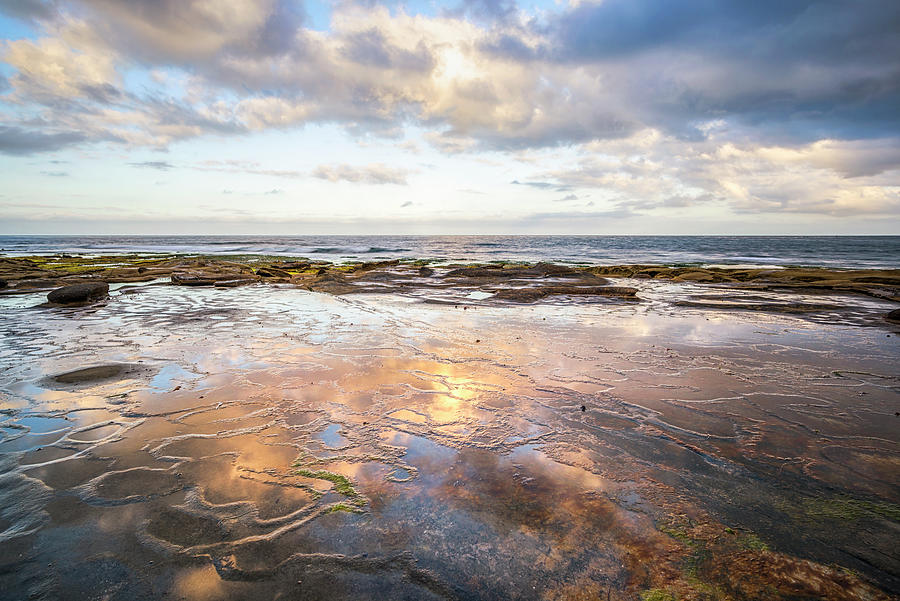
[171,272,253,286]
[493,285,638,302]
[886,309,900,323]
[276,261,311,270]
[674,300,838,313]
[214,279,256,288]
[0,279,6,288]
[347,260,401,273]
[49,364,139,384]
[255,267,292,278]
[47,282,109,305]
[13,278,62,289]
[445,263,581,279]
[171,273,220,286]
[418,266,435,277]
[137,267,147,274]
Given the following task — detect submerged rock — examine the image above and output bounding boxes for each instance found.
[418,266,435,277]
[886,309,900,322]
[47,282,109,305]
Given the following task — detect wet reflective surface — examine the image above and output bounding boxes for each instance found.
[1,284,898,600]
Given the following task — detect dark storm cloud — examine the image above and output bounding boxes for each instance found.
[0,126,86,155]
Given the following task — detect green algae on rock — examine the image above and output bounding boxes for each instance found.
[294,468,368,507]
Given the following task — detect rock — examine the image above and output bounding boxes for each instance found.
[255,267,292,278]
[445,263,581,279]
[886,308,900,323]
[347,260,401,273]
[276,261,311,270]
[0,279,6,288]
[673,271,718,282]
[47,282,109,305]
[13,278,63,289]
[214,279,256,288]
[418,266,434,277]
[48,364,141,384]
[493,285,637,302]
[171,273,219,286]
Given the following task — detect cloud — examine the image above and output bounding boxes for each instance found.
[0,125,87,155]
[511,180,572,192]
[39,170,69,176]
[0,0,59,21]
[0,0,897,221]
[531,129,900,217]
[129,160,174,170]
[312,163,410,185]
[194,159,304,178]
[523,208,638,222]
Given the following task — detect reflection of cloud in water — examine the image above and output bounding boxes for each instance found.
[0,283,896,599]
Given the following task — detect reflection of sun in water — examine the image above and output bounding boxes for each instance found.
[428,394,463,423]
[447,377,477,400]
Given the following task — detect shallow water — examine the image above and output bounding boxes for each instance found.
[0,284,898,600]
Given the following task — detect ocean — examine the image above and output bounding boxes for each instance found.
[0,235,897,269]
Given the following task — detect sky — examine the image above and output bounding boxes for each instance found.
[0,0,898,235]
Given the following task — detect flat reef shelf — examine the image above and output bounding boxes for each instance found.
[0,256,897,600]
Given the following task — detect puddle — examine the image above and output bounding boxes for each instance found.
[316,423,349,448]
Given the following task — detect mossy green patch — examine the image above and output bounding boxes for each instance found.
[658,521,695,546]
[803,497,900,522]
[640,589,677,601]
[780,495,900,524]
[295,468,367,506]
[326,502,364,514]
[738,532,769,551]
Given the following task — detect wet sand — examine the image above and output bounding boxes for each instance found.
[0,258,898,600]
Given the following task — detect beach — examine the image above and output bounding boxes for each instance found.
[0,250,898,600]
